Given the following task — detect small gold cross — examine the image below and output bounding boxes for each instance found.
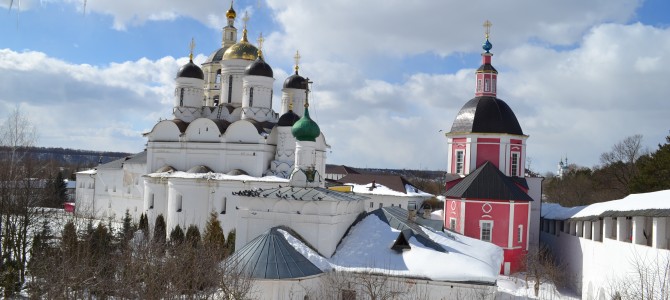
[483,20,492,38]
[293,50,301,72]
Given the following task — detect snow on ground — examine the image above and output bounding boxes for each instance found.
[282,213,502,283]
[496,273,580,300]
[543,189,670,220]
[430,209,443,220]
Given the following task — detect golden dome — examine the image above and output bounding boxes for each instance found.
[223,41,258,60]
[223,28,258,60]
[226,6,236,19]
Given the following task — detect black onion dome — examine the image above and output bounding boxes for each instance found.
[449,96,523,135]
[244,56,273,77]
[176,60,204,80]
[283,72,307,89]
[277,110,300,126]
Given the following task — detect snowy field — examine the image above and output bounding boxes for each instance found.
[496,273,580,300]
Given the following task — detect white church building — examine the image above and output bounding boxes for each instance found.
[76,4,505,299]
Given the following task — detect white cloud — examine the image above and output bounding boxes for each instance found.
[2,0,667,175]
[0,49,187,152]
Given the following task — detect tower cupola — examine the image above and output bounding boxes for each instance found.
[475,20,498,98]
[291,79,320,142]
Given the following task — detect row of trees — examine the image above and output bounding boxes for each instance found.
[26,211,246,299]
[544,133,670,206]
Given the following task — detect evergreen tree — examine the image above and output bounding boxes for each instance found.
[226,229,236,255]
[61,220,78,256]
[153,215,167,247]
[185,225,201,248]
[631,134,670,193]
[120,209,135,242]
[203,212,226,259]
[138,213,149,235]
[169,224,185,246]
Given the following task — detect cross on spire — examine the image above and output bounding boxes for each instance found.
[256,32,264,57]
[189,38,195,61]
[293,50,301,73]
[304,77,313,107]
[483,20,492,39]
[242,11,250,30]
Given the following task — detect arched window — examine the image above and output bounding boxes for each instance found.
[215,70,221,84]
[179,88,184,106]
[213,95,220,106]
[477,79,482,92]
[485,78,491,92]
[249,87,254,107]
[270,90,273,108]
[227,75,233,103]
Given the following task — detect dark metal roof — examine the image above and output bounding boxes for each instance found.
[449,96,523,135]
[186,165,213,173]
[372,207,446,252]
[245,119,276,134]
[225,227,322,279]
[206,47,226,63]
[445,162,533,201]
[212,119,232,133]
[97,152,146,170]
[227,169,248,176]
[337,174,415,194]
[283,72,307,89]
[325,164,361,176]
[155,165,176,173]
[234,186,368,202]
[476,63,498,74]
[244,57,273,77]
[176,60,204,80]
[171,119,189,133]
[277,110,300,127]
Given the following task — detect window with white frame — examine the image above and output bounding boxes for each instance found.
[511,152,520,176]
[379,203,383,208]
[477,79,482,92]
[450,218,457,230]
[518,224,523,243]
[455,150,465,174]
[149,194,154,209]
[480,221,493,242]
[485,78,490,91]
[369,202,374,208]
[176,195,183,212]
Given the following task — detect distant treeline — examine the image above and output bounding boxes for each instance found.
[0,146,131,166]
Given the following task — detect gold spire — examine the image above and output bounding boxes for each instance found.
[189,38,195,61]
[226,0,236,19]
[257,32,264,58]
[293,50,301,73]
[483,20,492,39]
[241,10,250,42]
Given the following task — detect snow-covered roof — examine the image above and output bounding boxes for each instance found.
[76,169,97,175]
[542,189,670,220]
[144,171,289,183]
[234,186,368,202]
[281,211,502,284]
[347,182,433,198]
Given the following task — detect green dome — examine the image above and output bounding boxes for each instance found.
[291,107,320,142]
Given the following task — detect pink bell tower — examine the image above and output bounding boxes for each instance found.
[475,20,498,98]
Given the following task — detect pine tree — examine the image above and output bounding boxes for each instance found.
[153,215,167,247]
[138,213,149,236]
[185,225,201,249]
[203,212,226,259]
[226,229,236,255]
[120,209,135,242]
[169,224,185,246]
[61,220,78,256]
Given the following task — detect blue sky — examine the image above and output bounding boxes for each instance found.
[1,0,669,174]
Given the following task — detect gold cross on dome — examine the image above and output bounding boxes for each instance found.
[242,11,250,29]
[483,20,492,38]
[189,38,196,60]
[257,32,264,50]
[293,50,301,72]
